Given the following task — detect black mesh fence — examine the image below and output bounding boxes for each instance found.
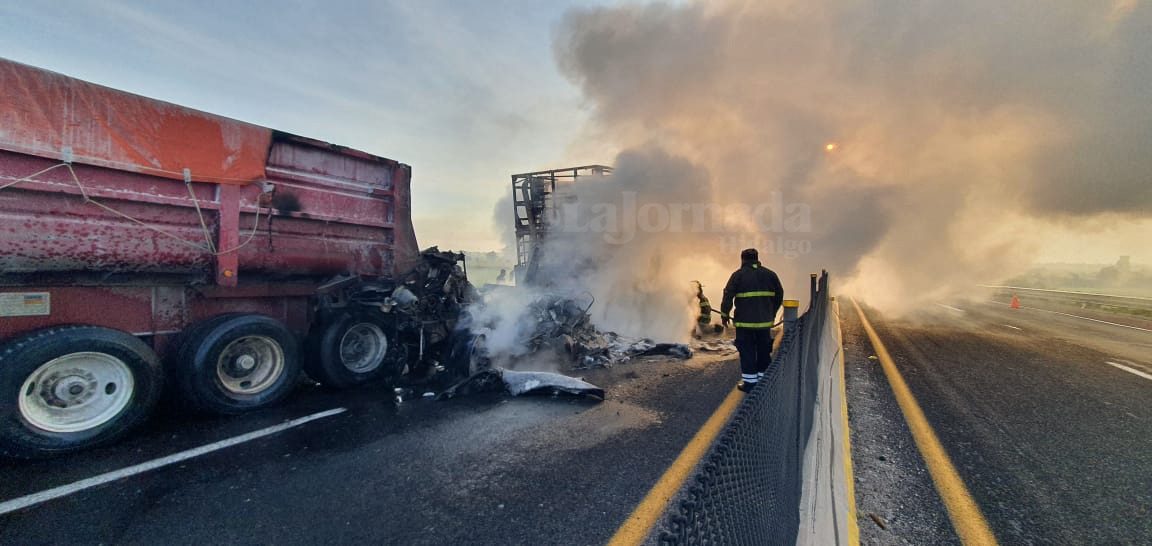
[656,272,830,546]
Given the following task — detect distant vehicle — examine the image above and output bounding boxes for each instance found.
[0,59,481,458]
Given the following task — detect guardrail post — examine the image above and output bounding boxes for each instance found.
[783,299,799,330]
[809,273,817,309]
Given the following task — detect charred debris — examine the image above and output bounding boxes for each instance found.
[313,247,691,401]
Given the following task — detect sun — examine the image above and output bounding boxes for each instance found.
[824,143,838,152]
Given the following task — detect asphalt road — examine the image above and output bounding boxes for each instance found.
[844,296,1152,544]
[6,290,1149,545]
[0,352,740,545]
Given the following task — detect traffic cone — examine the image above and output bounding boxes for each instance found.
[1010,294,1020,309]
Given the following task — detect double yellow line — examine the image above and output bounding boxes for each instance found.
[834,298,862,546]
[851,298,998,545]
[608,299,997,546]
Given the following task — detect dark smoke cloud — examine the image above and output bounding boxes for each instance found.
[549,0,1152,313]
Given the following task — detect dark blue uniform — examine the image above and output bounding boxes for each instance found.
[720,259,784,388]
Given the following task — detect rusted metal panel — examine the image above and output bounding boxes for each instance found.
[235,212,395,276]
[267,137,394,192]
[0,60,421,350]
[254,179,395,228]
[0,58,271,185]
[151,286,186,333]
[187,294,311,335]
[391,164,421,275]
[216,184,241,286]
[0,154,216,274]
[0,60,419,283]
[195,283,318,299]
[0,143,407,279]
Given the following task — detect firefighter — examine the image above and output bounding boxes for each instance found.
[720,248,784,392]
[692,281,713,335]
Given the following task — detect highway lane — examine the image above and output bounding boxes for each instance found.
[0,354,739,545]
[979,285,1152,316]
[844,298,1152,544]
[975,292,1152,369]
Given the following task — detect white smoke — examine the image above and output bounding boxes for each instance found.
[544,0,1152,316]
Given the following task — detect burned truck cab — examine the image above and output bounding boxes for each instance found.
[307,247,484,389]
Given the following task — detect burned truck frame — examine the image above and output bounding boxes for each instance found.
[511,165,612,285]
[502,165,692,368]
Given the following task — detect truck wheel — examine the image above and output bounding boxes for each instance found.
[0,326,163,459]
[175,314,300,415]
[304,313,391,389]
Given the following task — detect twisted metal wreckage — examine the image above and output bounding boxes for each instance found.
[335,247,694,401]
[0,60,694,457]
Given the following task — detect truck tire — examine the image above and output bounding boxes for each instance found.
[174,314,300,415]
[304,313,392,389]
[0,326,163,459]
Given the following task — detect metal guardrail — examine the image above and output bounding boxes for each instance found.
[655,272,830,545]
[978,285,1152,312]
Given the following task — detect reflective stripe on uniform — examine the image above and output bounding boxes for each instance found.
[734,321,775,328]
[735,291,776,298]
[719,312,730,319]
[741,374,758,382]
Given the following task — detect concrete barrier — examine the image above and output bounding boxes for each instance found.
[796,296,859,545]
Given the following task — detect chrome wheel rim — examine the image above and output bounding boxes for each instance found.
[18,352,135,433]
[339,323,388,373]
[216,336,285,394]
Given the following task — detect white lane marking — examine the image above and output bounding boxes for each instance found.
[0,407,347,516]
[1107,361,1152,382]
[1116,359,1152,374]
[934,303,965,313]
[988,301,1152,333]
[1002,324,1021,330]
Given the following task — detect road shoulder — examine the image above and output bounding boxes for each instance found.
[841,306,959,545]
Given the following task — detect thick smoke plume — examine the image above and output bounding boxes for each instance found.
[538,0,1152,316]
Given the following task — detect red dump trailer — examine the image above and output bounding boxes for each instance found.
[0,59,439,457]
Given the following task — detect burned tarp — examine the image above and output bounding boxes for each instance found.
[572,335,693,369]
[503,370,605,398]
[692,340,738,356]
[636,342,693,360]
[438,368,604,400]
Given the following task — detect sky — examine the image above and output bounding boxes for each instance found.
[1,0,1147,275]
[0,0,610,252]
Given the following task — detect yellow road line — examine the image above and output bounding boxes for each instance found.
[608,387,745,546]
[850,298,998,546]
[833,299,861,545]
